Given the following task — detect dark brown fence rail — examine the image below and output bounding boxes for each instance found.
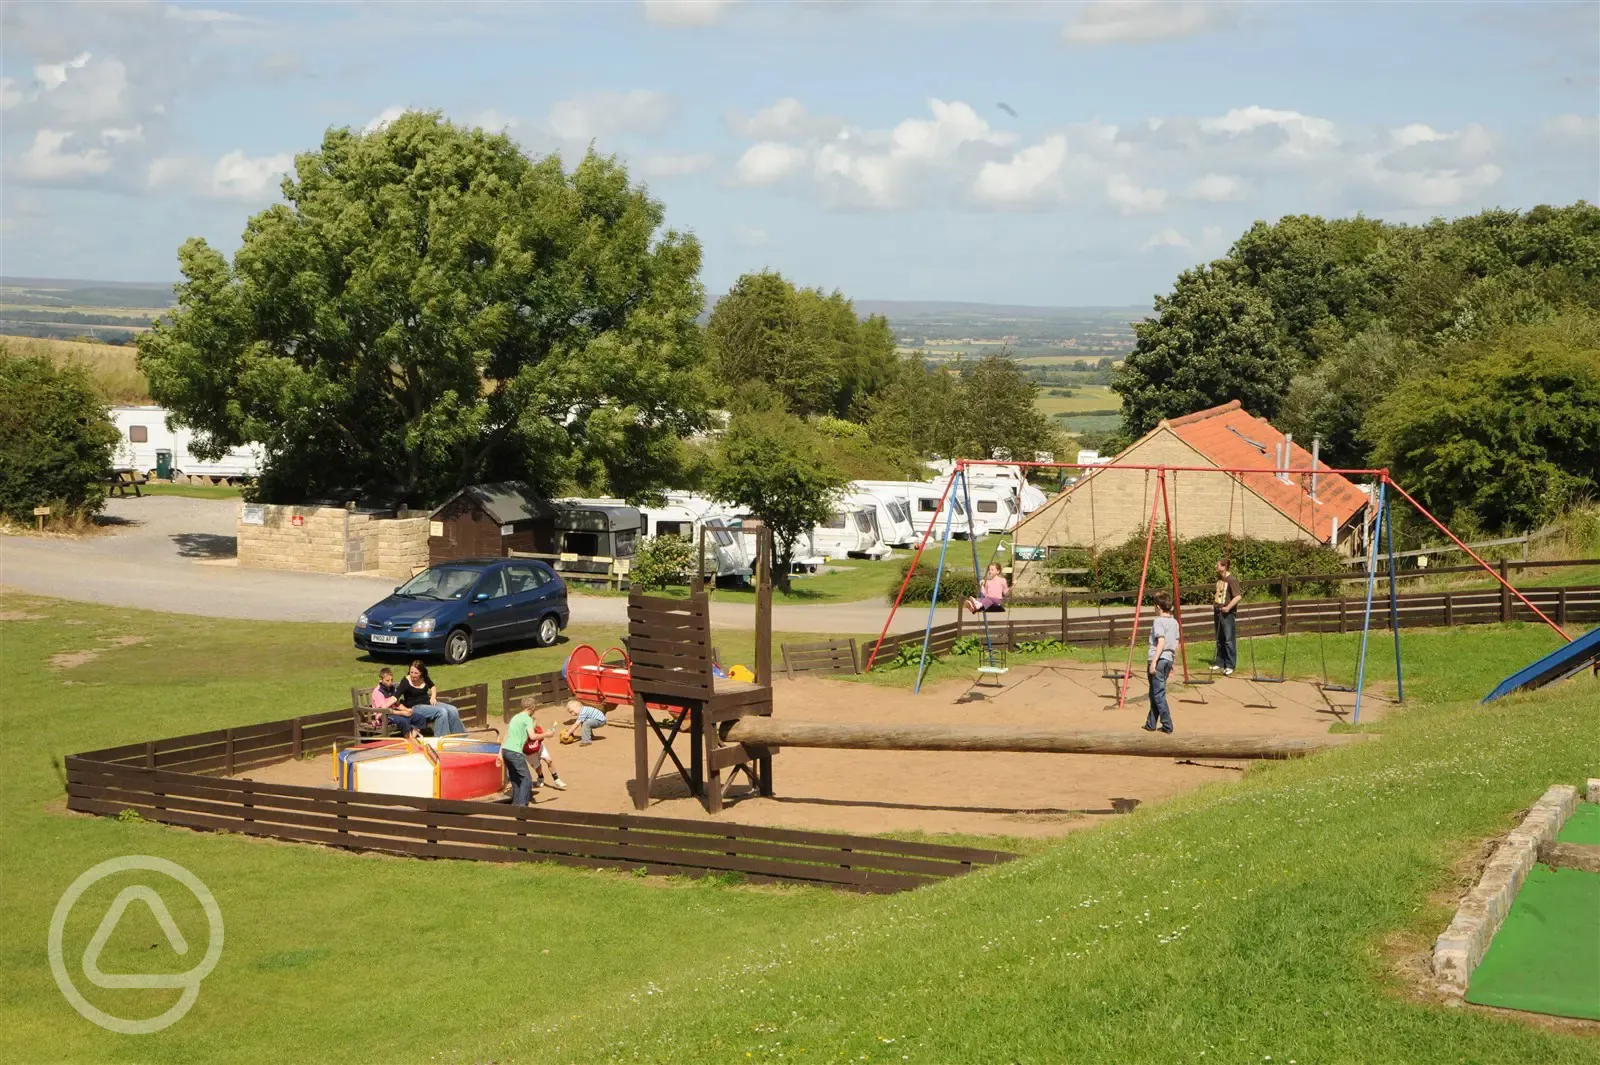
[65,686,1014,892]
[782,638,861,678]
[873,584,1600,662]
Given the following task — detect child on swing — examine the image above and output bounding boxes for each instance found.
[964,563,1009,614]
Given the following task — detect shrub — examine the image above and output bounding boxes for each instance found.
[630,534,699,591]
[0,350,120,523]
[893,559,980,604]
[1048,529,1346,602]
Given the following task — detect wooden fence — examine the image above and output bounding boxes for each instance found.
[64,679,1013,892]
[781,638,861,678]
[873,584,1600,663]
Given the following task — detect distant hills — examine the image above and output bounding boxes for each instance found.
[0,277,176,310]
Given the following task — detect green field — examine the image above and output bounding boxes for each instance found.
[1033,384,1120,418]
[4,590,1596,1063]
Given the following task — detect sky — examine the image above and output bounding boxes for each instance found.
[1,0,1597,306]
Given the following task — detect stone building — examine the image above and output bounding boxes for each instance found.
[1010,401,1371,591]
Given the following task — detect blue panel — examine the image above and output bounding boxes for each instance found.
[1481,625,1600,703]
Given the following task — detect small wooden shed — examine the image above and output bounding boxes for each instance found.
[428,482,558,565]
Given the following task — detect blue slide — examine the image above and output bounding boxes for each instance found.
[1481,624,1600,704]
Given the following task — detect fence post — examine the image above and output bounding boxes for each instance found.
[1499,560,1511,622]
[1061,591,1069,644]
[1279,576,1290,637]
[145,741,155,770]
[292,717,303,760]
[1339,596,1348,634]
[1444,592,1454,628]
[225,728,235,776]
[1558,586,1568,626]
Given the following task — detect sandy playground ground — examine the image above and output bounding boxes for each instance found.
[240,659,1389,840]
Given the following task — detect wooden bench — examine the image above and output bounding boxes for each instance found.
[351,682,494,741]
[105,469,149,498]
[781,638,860,679]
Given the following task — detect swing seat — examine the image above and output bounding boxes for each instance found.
[974,648,1009,687]
[978,604,1006,614]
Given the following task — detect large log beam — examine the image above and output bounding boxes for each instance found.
[723,718,1360,761]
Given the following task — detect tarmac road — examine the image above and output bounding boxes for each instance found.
[0,496,1083,634]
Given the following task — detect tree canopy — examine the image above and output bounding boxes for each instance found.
[706,271,898,419]
[137,112,710,505]
[0,349,120,521]
[866,353,1058,462]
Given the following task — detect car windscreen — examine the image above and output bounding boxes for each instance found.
[397,567,481,601]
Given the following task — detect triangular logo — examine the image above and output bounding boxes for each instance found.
[81,886,192,990]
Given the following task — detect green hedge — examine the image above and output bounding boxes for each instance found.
[1048,529,1346,603]
[892,560,980,605]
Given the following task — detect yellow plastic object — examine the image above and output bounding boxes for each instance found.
[728,664,755,683]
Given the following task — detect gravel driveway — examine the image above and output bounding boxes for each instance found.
[1,496,1082,634]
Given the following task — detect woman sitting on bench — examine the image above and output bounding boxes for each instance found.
[964,563,1009,614]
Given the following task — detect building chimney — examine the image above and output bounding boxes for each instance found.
[1330,514,1338,547]
[1310,435,1321,501]
[1280,433,1293,483]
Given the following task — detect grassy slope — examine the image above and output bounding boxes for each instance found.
[2,592,1595,1063]
[0,335,150,404]
[1033,385,1121,418]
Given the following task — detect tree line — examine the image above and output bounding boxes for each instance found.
[1111,206,1600,536]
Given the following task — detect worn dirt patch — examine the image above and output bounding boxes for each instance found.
[49,634,148,670]
[0,611,44,622]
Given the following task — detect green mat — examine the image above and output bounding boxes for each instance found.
[1557,801,1600,844]
[1466,865,1600,1020]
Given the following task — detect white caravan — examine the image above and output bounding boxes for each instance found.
[813,503,891,560]
[576,493,754,580]
[110,406,262,483]
[845,487,917,548]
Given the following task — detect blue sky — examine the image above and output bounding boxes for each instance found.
[2,1,1596,306]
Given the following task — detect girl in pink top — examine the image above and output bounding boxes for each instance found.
[965,563,1009,613]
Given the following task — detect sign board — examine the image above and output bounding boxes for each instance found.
[33,506,52,517]
[290,514,305,528]
[429,520,444,537]
[500,524,514,537]
[1013,545,1047,561]
[241,504,265,526]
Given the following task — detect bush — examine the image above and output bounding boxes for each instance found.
[894,559,980,604]
[1048,529,1346,603]
[630,534,699,591]
[0,350,120,523]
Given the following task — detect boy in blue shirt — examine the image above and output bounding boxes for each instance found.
[1142,591,1180,734]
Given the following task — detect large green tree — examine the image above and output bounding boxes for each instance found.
[1363,315,1600,532]
[706,271,898,418]
[710,411,848,590]
[0,350,120,521]
[1113,267,1288,435]
[137,112,710,505]
[953,354,1057,461]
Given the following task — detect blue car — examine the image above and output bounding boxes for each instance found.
[354,557,569,664]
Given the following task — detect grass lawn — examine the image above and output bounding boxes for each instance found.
[140,483,245,500]
[1033,385,1121,418]
[3,592,1595,1063]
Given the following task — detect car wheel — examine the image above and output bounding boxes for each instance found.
[444,628,471,664]
[534,614,560,647]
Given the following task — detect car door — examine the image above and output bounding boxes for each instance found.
[467,566,513,645]
[499,562,549,641]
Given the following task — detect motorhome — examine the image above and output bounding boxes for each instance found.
[110,406,262,483]
[845,487,917,548]
[813,503,891,560]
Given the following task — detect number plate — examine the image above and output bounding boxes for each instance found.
[370,634,399,645]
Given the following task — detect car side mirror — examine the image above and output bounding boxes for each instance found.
[474,592,489,602]
[394,586,401,593]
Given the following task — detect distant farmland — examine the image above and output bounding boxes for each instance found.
[1,335,150,404]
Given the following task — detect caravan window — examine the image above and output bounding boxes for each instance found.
[615,529,638,558]
[886,500,910,523]
[656,520,689,538]
[822,512,847,530]
[917,498,939,513]
[129,425,148,443]
[976,500,998,514]
[704,520,735,547]
[853,512,874,534]
[564,532,600,556]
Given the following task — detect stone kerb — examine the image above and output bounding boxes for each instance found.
[1431,783,1579,995]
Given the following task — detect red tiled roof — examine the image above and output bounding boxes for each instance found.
[1163,401,1368,539]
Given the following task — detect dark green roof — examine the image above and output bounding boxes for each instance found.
[431,482,556,525]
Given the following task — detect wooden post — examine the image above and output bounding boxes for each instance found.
[755,529,773,687]
[33,505,51,530]
[1061,591,1070,644]
[1445,592,1454,628]
[224,728,235,776]
[1500,559,1511,622]
[144,741,155,769]
[1558,586,1568,626]
[292,717,303,760]
[1338,596,1348,634]
[689,704,705,800]
[1279,576,1290,636]
[631,691,649,810]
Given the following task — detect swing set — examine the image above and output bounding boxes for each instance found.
[868,459,1572,723]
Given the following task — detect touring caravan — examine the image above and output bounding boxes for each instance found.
[110,406,262,483]
[812,504,891,560]
[853,480,982,541]
[845,488,917,548]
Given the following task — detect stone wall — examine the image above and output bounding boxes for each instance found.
[237,504,429,578]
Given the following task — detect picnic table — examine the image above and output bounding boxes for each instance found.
[105,468,149,498]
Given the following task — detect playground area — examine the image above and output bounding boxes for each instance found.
[238,662,1384,838]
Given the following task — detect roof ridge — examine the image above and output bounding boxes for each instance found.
[1164,400,1242,428]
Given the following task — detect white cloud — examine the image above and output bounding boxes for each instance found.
[1199,105,1339,160]
[35,51,91,92]
[1184,172,1247,202]
[146,149,294,201]
[1141,227,1191,251]
[1543,113,1600,141]
[364,105,411,133]
[1063,1,1238,46]
[636,152,714,178]
[12,129,112,181]
[163,4,252,23]
[733,141,809,186]
[726,97,837,141]
[1,77,23,110]
[100,125,144,145]
[545,90,676,142]
[1106,173,1167,214]
[732,224,768,247]
[641,0,742,27]
[973,135,1069,207]
[466,109,518,133]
